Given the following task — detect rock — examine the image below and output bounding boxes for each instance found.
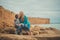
[0,27,16,34]
[0,34,37,40]
[0,6,60,36]
[0,6,15,28]
[0,33,60,40]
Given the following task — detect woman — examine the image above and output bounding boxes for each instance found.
[19,11,30,34]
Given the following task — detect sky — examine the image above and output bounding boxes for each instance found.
[0,0,60,24]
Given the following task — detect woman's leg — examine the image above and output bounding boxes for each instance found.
[24,25,30,35]
[21,24,29,32]
[15,25,22,35]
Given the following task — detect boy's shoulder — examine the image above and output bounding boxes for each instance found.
[14,18,19,21]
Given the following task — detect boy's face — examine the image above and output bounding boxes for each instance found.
[15,15,18,18]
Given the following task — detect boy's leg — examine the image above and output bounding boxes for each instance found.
[18,26,22,35]
[15,29,18,34]
[15,25,19,34]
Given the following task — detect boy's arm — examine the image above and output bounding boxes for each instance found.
[14,19,19,25]
[14,19,16,25]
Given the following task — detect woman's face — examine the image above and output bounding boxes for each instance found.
[19,11,24,22]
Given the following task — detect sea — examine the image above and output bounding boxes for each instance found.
[31,24,60,30]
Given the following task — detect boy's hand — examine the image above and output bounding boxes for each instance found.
[16,24,19,26]
[16,24,21,26]
[18,24,22,26]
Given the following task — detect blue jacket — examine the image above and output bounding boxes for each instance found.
[19,16,30,29]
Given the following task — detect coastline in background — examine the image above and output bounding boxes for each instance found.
[31,24,60,30]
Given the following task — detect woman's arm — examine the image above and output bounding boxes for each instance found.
[24,16,28,24]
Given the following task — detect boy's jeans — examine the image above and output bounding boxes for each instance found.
[15,24,29,35]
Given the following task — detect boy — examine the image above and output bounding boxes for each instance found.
[14,14,21,34]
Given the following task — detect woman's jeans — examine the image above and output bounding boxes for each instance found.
[15,24,29,34]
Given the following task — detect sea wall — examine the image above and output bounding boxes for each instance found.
[29,17,50,24]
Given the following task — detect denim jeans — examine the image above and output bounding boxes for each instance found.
[15,24,29,35]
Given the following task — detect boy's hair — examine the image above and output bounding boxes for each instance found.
[15,14,18,18]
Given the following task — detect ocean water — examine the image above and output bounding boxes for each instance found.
[32,24,60,30]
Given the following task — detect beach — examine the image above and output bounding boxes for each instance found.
[0,6,60,40]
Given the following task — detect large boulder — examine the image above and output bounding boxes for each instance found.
[0,27,16,34]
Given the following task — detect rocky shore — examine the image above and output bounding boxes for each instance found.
[0,33,60,40]
[0,6,60,40]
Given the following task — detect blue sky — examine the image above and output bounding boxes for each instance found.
[0,0,60,24]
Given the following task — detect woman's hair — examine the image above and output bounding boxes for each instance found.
[19,11,24,20]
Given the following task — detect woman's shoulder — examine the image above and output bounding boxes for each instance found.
[24,15,27,17]
[24,15,28,18]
